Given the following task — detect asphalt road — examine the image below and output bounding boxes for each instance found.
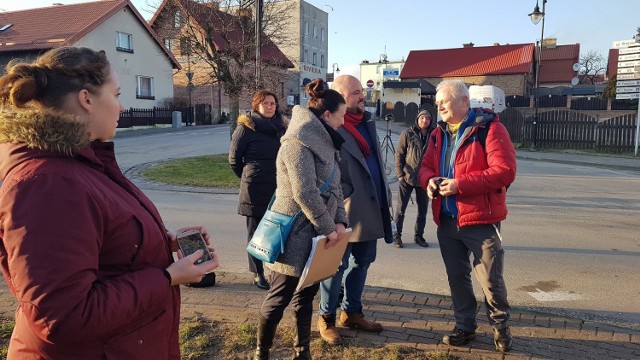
[114,124,640,330]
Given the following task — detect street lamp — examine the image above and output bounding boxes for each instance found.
[529,0,546,149]
[332,62,340,74]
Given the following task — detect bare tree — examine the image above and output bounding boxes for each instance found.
[151,0,295,132]
[577,50,607,85]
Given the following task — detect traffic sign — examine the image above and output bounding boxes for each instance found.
[619,54,640,61]
[616,86,640,93]
[612,39,640,49]
[617,80,640,87]
[366,79,374,88]
[618,73,640,80]
[617,60,640,68]
[616,93,640,99]
[619,47,640,55]
[617,67,636,74]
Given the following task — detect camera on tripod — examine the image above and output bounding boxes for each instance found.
[384,113,394,122]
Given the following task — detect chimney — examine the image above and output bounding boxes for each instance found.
[463,42,474,48]
[542,38,557,48]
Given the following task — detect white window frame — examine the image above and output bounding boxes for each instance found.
[164,38,173,51]
[136,76,155,100]
[116,32,133,53]
[174,11,181,29]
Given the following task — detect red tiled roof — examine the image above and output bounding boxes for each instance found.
[149,0,293,68]
[401,44,535,79]
[537,44,580,84]
[0,0,179,68]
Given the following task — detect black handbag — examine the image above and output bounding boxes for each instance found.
[247,164,336,263]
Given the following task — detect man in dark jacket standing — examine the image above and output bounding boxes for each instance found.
[317,75,393,345]
[419,80,516,352]
[392,109,434,248]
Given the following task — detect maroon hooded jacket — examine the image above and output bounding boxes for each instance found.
[0,109,180,359]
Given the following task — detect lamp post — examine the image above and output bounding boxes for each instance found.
[329,63,339,82]
[529,0,546,149]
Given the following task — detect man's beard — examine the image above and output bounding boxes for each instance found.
[347,105,363,114]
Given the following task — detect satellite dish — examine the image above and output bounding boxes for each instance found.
[571,77,579,86]
[572,63,580,72]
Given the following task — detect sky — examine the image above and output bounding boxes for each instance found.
[2,0,639,78]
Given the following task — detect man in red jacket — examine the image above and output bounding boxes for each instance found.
[418,80,516,352]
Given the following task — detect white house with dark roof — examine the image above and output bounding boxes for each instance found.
[0,0,180,108]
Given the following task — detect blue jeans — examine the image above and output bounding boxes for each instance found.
[319,240,377,315]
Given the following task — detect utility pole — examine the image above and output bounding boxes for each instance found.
[255,0,263,90]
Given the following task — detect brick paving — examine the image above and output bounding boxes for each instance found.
[5,271,633,359]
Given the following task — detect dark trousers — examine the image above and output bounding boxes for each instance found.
[259,272,320,322]
[437,215,510,332]
[246,216,265,275]
[393,180,428,237]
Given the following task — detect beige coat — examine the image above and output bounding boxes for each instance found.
[266,106,348,277]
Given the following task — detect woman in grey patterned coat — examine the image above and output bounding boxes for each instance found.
[253,78,349,360]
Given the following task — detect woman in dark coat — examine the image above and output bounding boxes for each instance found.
[229,90,286,289]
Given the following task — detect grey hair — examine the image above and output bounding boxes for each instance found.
[436,79,469,99]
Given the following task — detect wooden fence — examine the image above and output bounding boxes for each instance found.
[500,108,637,154]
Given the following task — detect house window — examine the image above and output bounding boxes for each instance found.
[179,37,191,56]
[313,25,317,38]
[313,53,317,66]
[304,49,308,63]
[136,76,155,100]
[174,11,181,29]
[116,32,133,53]
[320,55,325,67]
[321,28,325,42]
[304,21,308,36]
[164,38,173,51]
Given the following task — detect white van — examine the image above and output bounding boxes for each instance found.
[469,85,506,113]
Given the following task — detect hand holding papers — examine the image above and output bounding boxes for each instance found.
[296,228,352,291]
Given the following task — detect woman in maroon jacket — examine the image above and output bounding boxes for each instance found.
[0,47,219,359]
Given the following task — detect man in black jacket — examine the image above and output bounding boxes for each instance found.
[392,110,434,248]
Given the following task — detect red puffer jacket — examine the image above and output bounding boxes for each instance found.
[418,109,516,227]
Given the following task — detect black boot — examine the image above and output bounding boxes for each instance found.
[255,315,278,360]
[292,312,312,360]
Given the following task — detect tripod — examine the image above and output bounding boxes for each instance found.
[380,119,395,175]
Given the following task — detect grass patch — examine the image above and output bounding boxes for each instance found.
[0,317,13,358]
[142,154,240,188]
[0,314,458,359]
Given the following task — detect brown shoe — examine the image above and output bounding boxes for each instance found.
[317,314,342,345]
[337,311,383,332]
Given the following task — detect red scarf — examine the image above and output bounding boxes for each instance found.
[343,112,370,157]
